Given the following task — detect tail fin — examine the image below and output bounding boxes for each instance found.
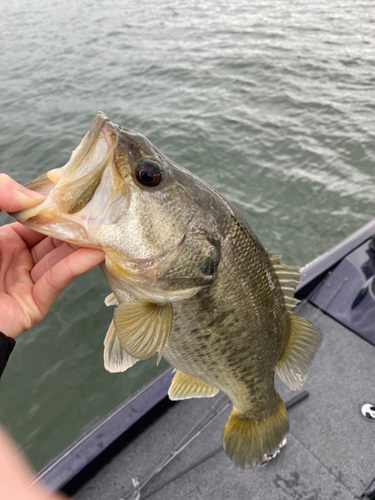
[222,394,289,468]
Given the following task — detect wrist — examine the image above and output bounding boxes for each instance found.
[0,330,22,340]
[0,320,24,340]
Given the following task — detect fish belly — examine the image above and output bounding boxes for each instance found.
[163,255,286,419]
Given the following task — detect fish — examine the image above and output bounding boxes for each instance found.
[11,112,321,468]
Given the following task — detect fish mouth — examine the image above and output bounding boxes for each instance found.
[11,112,128,249]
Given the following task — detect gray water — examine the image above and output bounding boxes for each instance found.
[0,0,374,472]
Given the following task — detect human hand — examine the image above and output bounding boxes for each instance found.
[0,174,105,339]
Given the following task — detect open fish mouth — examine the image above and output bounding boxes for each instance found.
[10,111,196,292]
[11,112,129,248]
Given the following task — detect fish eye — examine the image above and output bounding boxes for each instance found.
[135,159,162,188]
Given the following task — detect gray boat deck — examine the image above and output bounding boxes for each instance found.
[73,302,375,500]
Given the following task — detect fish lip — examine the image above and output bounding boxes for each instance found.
[64,111,111,175]
[26,114,118,215]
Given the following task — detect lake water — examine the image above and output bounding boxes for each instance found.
[0,0,374,471]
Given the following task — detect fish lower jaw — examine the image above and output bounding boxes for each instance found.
[13,204,102,249]
[31,221,94,248]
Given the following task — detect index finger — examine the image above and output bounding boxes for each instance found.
[0,174,46,213]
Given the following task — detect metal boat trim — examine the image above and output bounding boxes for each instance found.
[296,219,375,298]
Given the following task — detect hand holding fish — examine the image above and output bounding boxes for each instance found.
[0,173,105,339]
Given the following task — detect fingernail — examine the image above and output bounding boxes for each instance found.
[19,187,46,200]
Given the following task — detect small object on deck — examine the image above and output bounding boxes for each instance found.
[284,390,309,410]
[125,478,141,500]
[361,403,375,421]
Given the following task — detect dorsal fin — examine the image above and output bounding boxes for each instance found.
[268,252,303,310]
[268,252,321,390]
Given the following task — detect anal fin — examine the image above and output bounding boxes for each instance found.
[168,370,219,400]
[276,312,322,390]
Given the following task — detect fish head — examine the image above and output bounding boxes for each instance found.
[12,112,222,302]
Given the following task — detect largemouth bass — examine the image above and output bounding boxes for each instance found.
[12,112,321,467]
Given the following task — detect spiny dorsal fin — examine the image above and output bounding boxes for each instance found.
[103,319,138,373]
[276,312,322,391]
[268,252,303,310]
[168,370,219,400]
[113,301,173,364]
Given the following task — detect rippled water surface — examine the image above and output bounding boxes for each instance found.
[0,0,374,470]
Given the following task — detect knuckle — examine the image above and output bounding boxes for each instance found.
[45,267,61,291]
[65,254,78,279]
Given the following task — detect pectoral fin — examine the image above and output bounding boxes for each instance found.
[103,320,138,373]
[113,301,173,363]
[168,370,219,400]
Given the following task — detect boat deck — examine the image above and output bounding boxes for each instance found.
[71,302,375,500]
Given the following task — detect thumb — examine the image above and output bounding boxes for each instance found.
[0,174,46,213]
